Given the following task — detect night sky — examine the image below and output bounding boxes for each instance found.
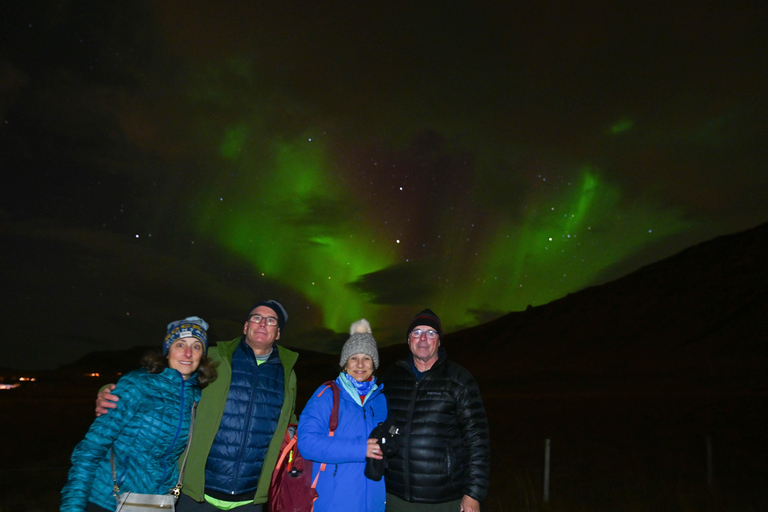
[2,1,766,370]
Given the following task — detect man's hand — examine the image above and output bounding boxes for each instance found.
[95,384,118,416]
[460,495,480,512]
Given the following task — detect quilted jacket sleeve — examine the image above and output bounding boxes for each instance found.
[456,369,490,502]
[60,373,143,511]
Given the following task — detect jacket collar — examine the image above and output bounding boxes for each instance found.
[401,347,447,379]
[160,366,199,385]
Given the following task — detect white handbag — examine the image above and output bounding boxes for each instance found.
[115,491,176,511]
[111,403,197,512]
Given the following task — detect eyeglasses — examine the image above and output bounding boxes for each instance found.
[248,314,279,326]
[410,329,438,340]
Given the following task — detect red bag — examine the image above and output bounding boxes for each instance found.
[268,381,340,512]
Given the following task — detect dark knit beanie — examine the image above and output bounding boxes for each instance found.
[246,300,288,330]
[407,308,442,337]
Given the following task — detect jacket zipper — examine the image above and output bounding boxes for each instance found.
[403,376,419,501]
[158,372,186,493]
[234,359,258,489]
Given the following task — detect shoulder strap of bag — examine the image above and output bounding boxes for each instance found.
[312,381,341,484]
[318,381,340,435]
[111,401,197,498]
[110,448,121,498]
[171,401,197,497]
[274,429,298,473]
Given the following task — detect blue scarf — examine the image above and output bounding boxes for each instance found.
[341,371,377,396]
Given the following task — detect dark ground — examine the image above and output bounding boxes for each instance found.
[1,373,766,512]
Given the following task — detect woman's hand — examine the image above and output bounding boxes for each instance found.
[366,439,384,459]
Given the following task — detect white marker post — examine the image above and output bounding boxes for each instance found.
[543,438,551,503]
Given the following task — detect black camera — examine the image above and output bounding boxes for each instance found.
[365,419,401,481]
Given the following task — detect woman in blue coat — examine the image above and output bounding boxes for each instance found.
[61,316,217,512]
[298,319,388,512]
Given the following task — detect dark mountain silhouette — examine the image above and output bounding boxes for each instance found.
[436,221,768,395]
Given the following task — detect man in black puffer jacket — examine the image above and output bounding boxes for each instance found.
[380,309,489,512]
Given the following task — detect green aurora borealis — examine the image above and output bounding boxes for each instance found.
[2,0,766,368]
[199,126,691,337]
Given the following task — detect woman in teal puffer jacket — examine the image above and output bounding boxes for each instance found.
[61,316,217,512]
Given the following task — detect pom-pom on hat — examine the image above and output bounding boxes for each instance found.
[407,308,442,338]
[164,316,209,355]
[340,318,380,369]
[246,300,288,330]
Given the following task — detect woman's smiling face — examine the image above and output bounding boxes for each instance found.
[345,353,374,382]
[166,337,204,379]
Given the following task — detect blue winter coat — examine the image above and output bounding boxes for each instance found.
[60,367,201,511]
[204,341,285,495]
[297,375,387,512]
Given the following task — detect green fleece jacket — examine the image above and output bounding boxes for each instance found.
[180,337,298,504]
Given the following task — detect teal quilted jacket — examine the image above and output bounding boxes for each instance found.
[60,367,200,511]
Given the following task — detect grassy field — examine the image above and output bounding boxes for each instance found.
[483,391,768,511]
[1,378,766,511]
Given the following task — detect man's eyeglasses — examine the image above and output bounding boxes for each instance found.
[410,329,438,340]
[248,314,279,326]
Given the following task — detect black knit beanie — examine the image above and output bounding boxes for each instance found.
[246,300,288,331]
[407,308,442,337]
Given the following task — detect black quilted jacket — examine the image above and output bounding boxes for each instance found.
[380,350,490,503]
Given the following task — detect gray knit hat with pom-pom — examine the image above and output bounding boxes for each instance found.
[339,318,379,369]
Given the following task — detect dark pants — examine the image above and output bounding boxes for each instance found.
[386,493,462,512]
[176,493,263,512]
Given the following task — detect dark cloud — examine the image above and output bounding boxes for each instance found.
[349,263,438,306]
